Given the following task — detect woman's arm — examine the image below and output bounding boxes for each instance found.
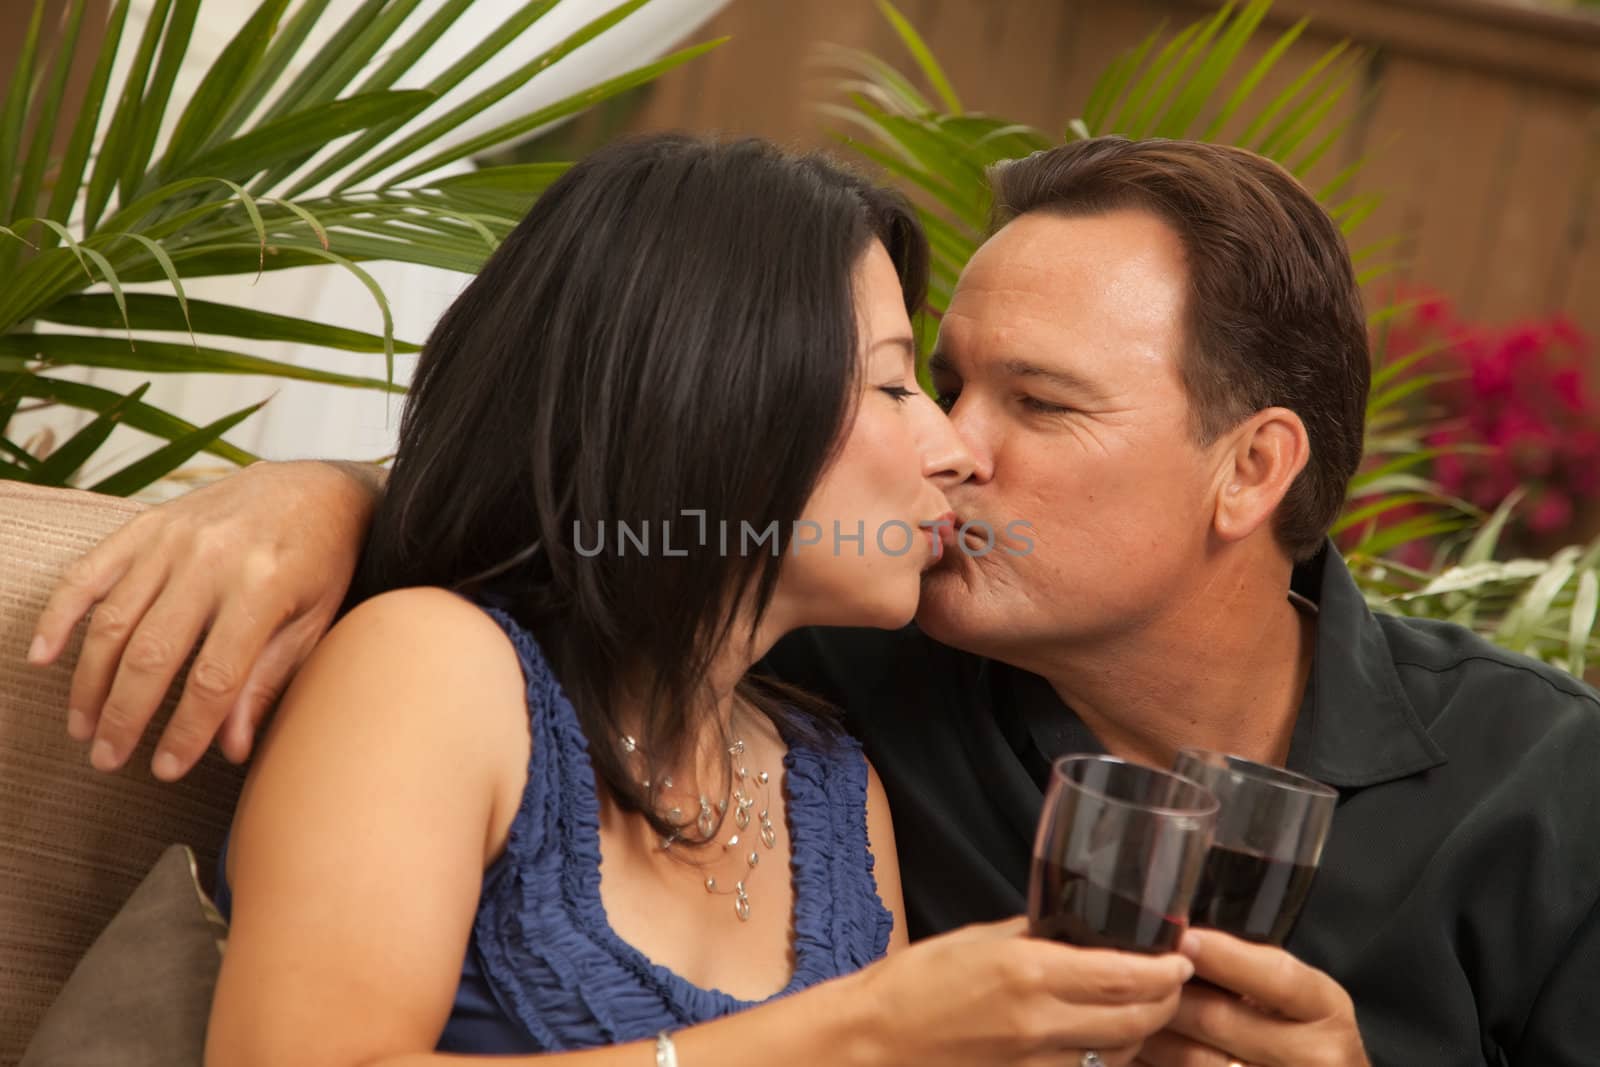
[206,586,529,1066]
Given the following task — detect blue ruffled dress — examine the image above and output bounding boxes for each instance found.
[213,603,894,1052]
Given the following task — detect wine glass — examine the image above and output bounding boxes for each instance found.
[1173,749,1337,945]
[1028,755,1218,954]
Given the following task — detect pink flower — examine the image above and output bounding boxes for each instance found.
[1529,491,1574,534]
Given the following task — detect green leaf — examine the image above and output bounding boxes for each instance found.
[1348,448,1467,494]
[1370,336,1456,393]
[1202,11,1308,141]
[1084,24,1163,136]
[252,0,393,128]
[1124,2,1231,139]
[1568,569,1598,676]
[34,293,422,353]
[1331,492,1436,536]
[0,334,403,392]
[0,0,48,221]
[158,0,293,176]
[0,374,29,440]
[29,381,151,485]
[877,0,962,115]
[12,0,89,230]
[814,42,933,116]
[1462,493,1524,567]
[1350,514,1473,559]
[1255,52,1362,162]
[206,0,336,151]
[1368,370,1461,419]
[383,38,728,188]
[179,90,436,188]
[249,0,435,194]
[1104,20,1204,136]
[1501,547,1581,651]
[342,0,649,190]
[1238,40,1350,150]
[1153,0,1266,139]
[41,0,132,245]
[83,0,174,232]
[89,399,266,496]
[120,0,200,202]
[0,371,256,465]
[289,0,558,197]
[830,132,983,238]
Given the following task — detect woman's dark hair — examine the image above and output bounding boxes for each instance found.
[354,134,927,839]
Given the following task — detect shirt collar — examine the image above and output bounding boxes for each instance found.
[1285,541,1447,789]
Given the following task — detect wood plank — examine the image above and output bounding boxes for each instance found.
[1330,54,1445,296]
[1467,85,1598,326]
[1558,127,1600,339]
[1396,68,1521,308]
[1169,0,1600,94]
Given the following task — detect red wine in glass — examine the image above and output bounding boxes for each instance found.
[1032,862,1187,953]
[1028,755,1217,954]
[1189,844,1318,946]
[1172,750,1336,946]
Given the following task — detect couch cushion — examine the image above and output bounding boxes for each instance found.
[19,843,227,1067]
[0,481,246,1064]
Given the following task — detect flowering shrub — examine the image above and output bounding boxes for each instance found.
[1384,290,1600,548]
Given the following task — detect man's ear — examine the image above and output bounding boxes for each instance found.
[1212,406,1311,545]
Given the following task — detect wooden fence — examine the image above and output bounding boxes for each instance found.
[626,0,1600,341]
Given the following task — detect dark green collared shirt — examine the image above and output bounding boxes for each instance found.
[764,544,1600,1066]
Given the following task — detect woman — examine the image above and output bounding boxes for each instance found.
[99,135,1195,1066]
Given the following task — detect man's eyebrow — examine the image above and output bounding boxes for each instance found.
[999,358,1101,395]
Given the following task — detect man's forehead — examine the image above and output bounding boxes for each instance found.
[944,211,1187,347]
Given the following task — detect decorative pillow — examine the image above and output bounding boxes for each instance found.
[19,844,228,1067]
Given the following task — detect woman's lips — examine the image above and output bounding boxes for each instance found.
[921,512,959,565]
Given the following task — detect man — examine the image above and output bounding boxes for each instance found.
[28,138,1600,1066]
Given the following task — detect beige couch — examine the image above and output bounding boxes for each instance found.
[0,482,245,1065]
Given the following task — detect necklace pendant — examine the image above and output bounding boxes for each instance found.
[734,882,750,922]
[735,806,750,830]
[760,822,776,850]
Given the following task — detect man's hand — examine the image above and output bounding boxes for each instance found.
[28,460,382,781]
[1135,929,1370,1067]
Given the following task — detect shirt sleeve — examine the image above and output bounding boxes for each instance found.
[1510,889,1600,1065]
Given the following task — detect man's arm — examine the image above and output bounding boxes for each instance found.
[27,460,384,780]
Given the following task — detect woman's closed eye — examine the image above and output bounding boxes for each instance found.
[879,384,917,404]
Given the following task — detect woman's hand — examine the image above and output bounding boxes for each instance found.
[29,460,381,780]
[844,918,1193,1066]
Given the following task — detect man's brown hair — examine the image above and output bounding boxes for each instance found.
[989,136,1369,562]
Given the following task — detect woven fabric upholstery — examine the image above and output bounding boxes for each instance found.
[19,844,227,1067]
[0,482,245,1065]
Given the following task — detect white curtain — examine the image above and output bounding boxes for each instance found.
[26,0,730,486]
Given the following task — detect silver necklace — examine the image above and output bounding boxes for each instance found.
[622,735,777,922]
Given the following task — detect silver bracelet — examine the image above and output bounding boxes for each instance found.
[654,1031,679,1067]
